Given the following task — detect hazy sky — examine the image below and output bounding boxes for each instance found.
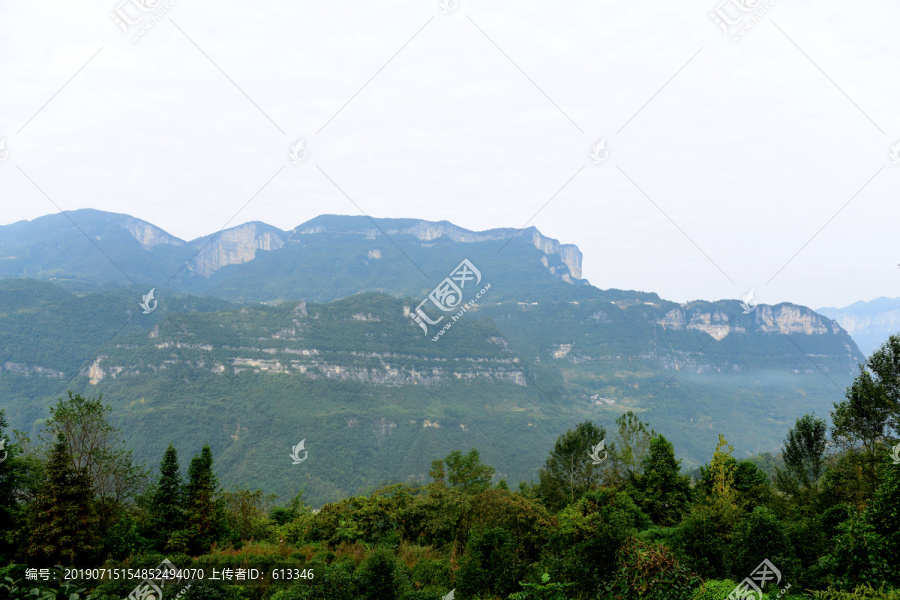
[1,0,899,310]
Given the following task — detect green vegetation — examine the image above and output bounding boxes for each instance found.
[0,336,898,598]
[0,279,863,506]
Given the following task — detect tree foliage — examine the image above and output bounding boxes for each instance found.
[632,434,691,526]
[184,444,225,555]
[26,434,97,566]
[776,413,828,502]
[537,420,607,511]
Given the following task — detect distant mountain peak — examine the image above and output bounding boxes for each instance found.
[291,215,583,281]
[0,209,585,296]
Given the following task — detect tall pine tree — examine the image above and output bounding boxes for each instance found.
[633,434,691,526]
[184,445,223,555]
[147,443,185,551]
[26,434,96,566]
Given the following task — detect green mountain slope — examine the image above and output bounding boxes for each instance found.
[0,279,864,506]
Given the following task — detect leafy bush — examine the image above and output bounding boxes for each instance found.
[808,583,900,600]
[727,506,798,583]
[456,527,527,599]
[808,513,892,590]
[355,547,409,600]
[0,574,94,600]
[672,507,730,579]
[399,590,445,600]
[544,489,649,597]
[603,537,702,600]
[268,563,359,600]
[867,453,900,586]
[690,579,737,600]
[510,572,576,600]
[410,559,453,590]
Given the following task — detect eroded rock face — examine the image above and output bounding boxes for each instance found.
[88,357,104,384]
[756,305,834,335]
[658,304,832,340]
[189,223,285,277]
[122,218,184,250]
[530,229,582,280]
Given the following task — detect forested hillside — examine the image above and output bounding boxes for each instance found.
[0,278,863,505]
[1,337,898,599]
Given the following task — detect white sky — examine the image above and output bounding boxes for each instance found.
[1,0,899,309]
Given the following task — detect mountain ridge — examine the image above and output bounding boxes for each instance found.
[817,296,900,355]
[0,210,586,295]
[0,278,865,505]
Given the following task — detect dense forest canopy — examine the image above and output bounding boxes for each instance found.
[1,336,899,599]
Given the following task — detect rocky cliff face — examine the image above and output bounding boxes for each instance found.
[189,223,286,277]
[658,304,839,340]
[121,217,184,250]
[756,305,837,335]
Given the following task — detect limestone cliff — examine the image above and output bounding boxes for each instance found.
[121,217,184,250]
[658,303,838,340]
[188,223,286,277]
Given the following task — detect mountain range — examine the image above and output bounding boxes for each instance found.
[0,210,870,505]
[818,297,900,356]
[0,209,584,303]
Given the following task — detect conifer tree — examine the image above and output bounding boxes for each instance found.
[148,443,184,550]
[633,434,691,525]
[184,444,223,555]
[868,454,900,580]
[26,434,96,566]
[0,410,19,562]
[706,434,741,530]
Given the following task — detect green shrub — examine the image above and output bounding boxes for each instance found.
[604,537,702,600]
[268,564,359,600]
[673,507,730,579]
[690,579,737,600]
[807,514,892,590]
[410,559,453,590]
[510,572,576,600]
[456,527,527,599]
[808,583,900,599]
[399,590,445,600]
[545,489,649,597]
[355,548,409,600]
[727,507,798,583]
[0,574,94,600]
